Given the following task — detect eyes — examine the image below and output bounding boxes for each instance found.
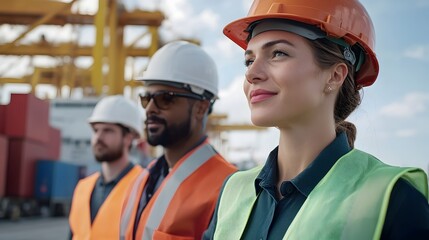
[92,126,117,135]
[244,50,289,67]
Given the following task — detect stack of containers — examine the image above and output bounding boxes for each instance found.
[0,104,8,197]
[4,94,61,198]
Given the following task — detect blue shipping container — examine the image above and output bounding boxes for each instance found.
[35,160,80,200]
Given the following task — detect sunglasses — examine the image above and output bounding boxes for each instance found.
[139,91,204,110]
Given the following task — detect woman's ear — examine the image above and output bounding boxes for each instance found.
[325,62,348,93]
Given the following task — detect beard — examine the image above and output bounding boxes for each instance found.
[146,114,192,148]
[93,141,124,163]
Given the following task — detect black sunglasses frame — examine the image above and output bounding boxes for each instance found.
[139,91,205,110]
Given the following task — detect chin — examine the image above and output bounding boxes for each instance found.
[250,115,274,127]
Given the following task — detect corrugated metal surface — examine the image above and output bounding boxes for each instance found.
[0,135,8,197]
[35,160,80,200]
[6,138,47,198]
[5,94,49,143]
[46,127,61,160]
[0,105,6,135]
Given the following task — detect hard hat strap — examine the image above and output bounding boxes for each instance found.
[327,37,365,72]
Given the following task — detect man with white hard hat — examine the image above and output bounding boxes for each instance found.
[119,41,237,240]
[69,95,144,239]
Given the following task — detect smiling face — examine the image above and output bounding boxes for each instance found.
[244,30,332,128]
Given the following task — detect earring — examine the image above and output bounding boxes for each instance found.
[326,86,333,93]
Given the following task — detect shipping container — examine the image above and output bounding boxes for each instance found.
[0,135,8,197]
[34,160,80,200]
[45,127,61,160]
[6,138,47,198]
[0,105,6,134]
[5,94,50,143]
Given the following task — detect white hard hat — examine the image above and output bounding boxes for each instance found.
[88,95,143,137]
[138,41,219,98]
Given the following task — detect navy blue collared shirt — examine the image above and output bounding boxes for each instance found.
[90,162,134,222]
[203,132,429,239]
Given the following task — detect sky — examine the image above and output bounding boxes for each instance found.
[1,0,428,172]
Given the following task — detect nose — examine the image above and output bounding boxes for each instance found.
[245,58,267,84]
[144,98,160,116]
[91,130,102,145]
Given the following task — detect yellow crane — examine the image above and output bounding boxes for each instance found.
[0,0,163,96]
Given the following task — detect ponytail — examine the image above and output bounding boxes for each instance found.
[336,121,357,148]
[310,38,362,148]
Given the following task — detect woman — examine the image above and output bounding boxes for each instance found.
[203,0,429,239]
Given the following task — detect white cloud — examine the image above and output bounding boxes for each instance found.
[0,25,26,43]
[213,75,250,123]
[395,129,418,138]
[71,0,98,14]
[206,37,241,59]
[403,45,429,60]
[380,92,429,118]
[158,0,220,41]
[199,10,219,30]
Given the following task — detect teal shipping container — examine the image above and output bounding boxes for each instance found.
[35,160,80,200]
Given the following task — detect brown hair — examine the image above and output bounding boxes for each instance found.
[308,38,362,148]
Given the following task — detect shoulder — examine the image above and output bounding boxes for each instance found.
[382,178,429,239]
[78,172,100,184]
[223,165,263,191]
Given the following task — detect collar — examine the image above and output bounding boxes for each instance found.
[149,155,170,177]
[98,162,134,186]
[255,132,351,197]
[150,135,208,176]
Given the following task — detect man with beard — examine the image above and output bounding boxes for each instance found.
[69,95,144,239]
[119,41,237,240]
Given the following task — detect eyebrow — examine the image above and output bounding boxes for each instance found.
[245,39,295,56]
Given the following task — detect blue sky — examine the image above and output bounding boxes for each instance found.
[1,0,428,172]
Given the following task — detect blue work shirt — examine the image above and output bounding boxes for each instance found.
[90,162,134,222]
[203,132,429,239]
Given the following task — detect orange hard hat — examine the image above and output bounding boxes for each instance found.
[223,0,379,87]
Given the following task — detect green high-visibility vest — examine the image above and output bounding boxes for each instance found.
[214,149,428,240]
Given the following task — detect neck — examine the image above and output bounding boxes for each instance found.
[277,122,335,182]
[164,133,206,168]
[101,154,129,183]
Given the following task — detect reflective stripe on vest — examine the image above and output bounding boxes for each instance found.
[141,142,217,239]
[214,149,429,240]
[120,169,149,240]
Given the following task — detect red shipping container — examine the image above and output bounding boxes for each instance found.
[6,138,47,198]
[0,135,8,197]
[45,126,61,160]
[5,94,50,143]
[0,105,6,134]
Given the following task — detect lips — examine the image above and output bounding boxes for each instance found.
[249,89,277,104]
[145,116,166,132]
[147,122,163,131]
[146,121,163,131]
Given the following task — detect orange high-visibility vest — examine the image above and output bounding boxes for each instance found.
[120,141,237,240]
[69,165,143,240]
